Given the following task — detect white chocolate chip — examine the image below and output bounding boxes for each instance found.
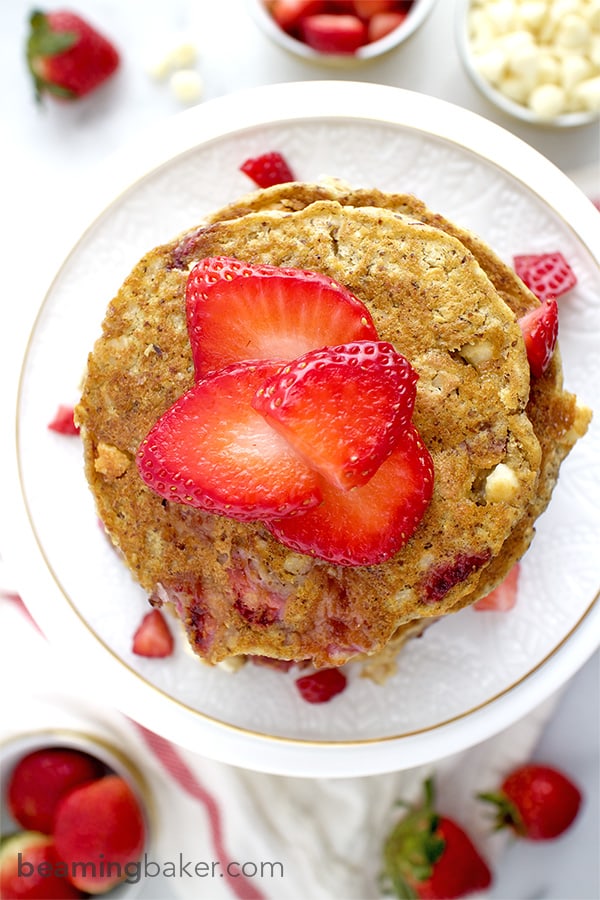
[572,74,600,110]
[529,82,567,116]
[461,340,495,365]
[169,69,204,105]
[485,463,520,502]
[555,13,590,49]
[474,46,508,83]
[217,656,247,673]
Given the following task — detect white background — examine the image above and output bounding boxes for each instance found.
[0,1,598,898]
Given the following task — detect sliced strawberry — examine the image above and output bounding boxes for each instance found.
[474,563,520,611]
[239,151,296,188]
[300,14,368,53]
[253,341,418,490]
[26,10,119,102]
[368,11,409,42]
[48,404,79,435]
[518,298,559,378]
[514,252,577,302]
[266,424,434,566]
[137,360,321,521]
[132,609,174,658]
[185,256,377,378]
[295,668,347,703]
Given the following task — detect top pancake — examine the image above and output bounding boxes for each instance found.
[76,184,589,667]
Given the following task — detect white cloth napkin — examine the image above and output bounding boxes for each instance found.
[1,584,557,900]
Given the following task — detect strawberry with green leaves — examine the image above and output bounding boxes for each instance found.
[381,778,492,899]
[479,763,582,840]
[26,9,120,102]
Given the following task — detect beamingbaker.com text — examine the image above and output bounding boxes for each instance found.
[18,852,285,885]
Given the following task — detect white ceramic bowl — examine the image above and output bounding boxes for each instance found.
[456,0,600,128]
[5,81,600,778]
[0,730,152,899]
[248,0,439,65]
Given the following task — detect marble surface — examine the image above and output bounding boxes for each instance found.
[1,0,598,896]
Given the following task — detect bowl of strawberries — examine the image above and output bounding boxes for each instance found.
[0,732,150,899]
[249,0,439,64]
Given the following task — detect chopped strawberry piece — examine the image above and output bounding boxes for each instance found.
[137,360,322,521]
[185,256,377,378]
[295,668,347,702]
[513,252,577,302]
[268,0,327,34]
[300,14,368,53]
[253,341,418,490]
[132,609,174,658]
[266,424,434,566]
[421,550,492,604]
[367,11,409,42]
[240,151,296,188]
[48,404,79,435]
[474,563,520,611]
[518,298,559,378]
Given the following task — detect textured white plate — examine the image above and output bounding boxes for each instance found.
[11,82,600,776]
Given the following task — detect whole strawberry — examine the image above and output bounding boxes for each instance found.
[479,763,582,840]
[381,778,492,899]
[26,9,120,102]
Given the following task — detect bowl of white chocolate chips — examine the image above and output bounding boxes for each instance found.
[457,0,600,126]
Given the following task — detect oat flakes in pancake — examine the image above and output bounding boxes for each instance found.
[75,194,575,667]
[207,181,592,609]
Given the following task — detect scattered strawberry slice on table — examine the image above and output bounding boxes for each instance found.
[300,13,368,53]
[0,831,84,899]
[381,778,492,899]
[514,252,577,302]
[479,763,582,840]
[240,151,296,188]
[267,424,434,566]
[137,359,322,521]
[47,404,79,435]
[185,256,377,377]
[53,775,146,893]
[132,608,174,658]
[474,562,520,611]
[26,9,120,102]
[518,297,559,378]
[7,747,102,833]
[253,340,418,490]
[295,668,347,703]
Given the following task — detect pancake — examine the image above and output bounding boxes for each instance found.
[207,181,591,609]
[76,185,590,668]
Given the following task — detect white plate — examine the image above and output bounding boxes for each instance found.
[10,82,600,777]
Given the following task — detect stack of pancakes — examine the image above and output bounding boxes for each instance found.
[76,182,591,669]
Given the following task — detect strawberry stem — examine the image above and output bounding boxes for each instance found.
[381,778,446,898]
[477,790,524,835]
